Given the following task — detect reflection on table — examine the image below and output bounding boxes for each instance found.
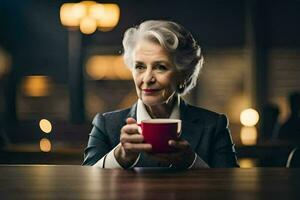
[0,165,300,200]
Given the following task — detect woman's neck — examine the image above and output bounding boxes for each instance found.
[145,96,176,118]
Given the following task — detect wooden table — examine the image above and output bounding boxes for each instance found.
[0,165,299,200]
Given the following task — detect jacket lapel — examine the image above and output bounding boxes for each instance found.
[180,100,205,150]
[126,103,137,120]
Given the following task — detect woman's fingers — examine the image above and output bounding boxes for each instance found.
[123,143,152,152]
[126,117,137,124]
[122,117,140,135]
[168,139,189,150]
[120,134,144,143]
[120,119,143,143]
[121,123,139,134]
[145,139,191,162]
[119,117,153,154]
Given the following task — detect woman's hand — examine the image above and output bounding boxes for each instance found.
[147,138,196,169]
[114,117,152,168]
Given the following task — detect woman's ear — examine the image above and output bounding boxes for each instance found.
[175,75,187,94]
[176,84,185,93]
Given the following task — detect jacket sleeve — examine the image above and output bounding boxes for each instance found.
[210,114,239,167]
[82,113,112,166]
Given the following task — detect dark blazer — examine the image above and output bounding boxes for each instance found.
[83,100,239,168]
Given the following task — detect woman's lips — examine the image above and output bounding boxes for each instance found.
[142,88,160,93]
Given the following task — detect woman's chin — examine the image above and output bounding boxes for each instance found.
[141,97,165,106]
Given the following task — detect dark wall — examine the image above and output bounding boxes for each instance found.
[0,0,245,84]
[1,0,299,84]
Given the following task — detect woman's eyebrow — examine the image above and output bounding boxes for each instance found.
[134,61,144,64]
[134,60,171,65]
[152,60,170,65]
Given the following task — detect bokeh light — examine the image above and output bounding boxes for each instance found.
[21,76,51,97]
[60,3,85,27]
[239,158,256,168]
[240,126,257,146]
[0,47,11,77]
[39,119,52,133]
[40,138,52,152]
[79,16,97,34]
[96,4,120,31]
[85,55,132,80]
[60,2,120,34]
[240,108,259,126]
[89,3,105,20]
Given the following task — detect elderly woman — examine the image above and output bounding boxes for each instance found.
[83,20,239,169]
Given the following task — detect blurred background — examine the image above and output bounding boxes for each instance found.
[0,0,300,168]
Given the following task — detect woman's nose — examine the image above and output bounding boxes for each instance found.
[143,70,155,83]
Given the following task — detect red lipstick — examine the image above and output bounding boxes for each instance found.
[142,88,160,93]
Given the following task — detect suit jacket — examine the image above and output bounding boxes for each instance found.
[83,100,239,168]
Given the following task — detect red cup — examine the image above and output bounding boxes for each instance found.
[139,119,182,153]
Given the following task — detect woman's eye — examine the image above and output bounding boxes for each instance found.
[156,64,167,71]
[135,64,145,70]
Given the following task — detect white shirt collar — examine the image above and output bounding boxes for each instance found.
[136,95,180,123]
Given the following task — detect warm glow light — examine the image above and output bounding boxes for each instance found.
[89,4,105,20]
[240,126,257,145]
[39,119,52,134]
[72,3,87,20]
[240,108,259,126]
[60,2,120,33]
[226,94,249,123]
[79,0,97,7]
[60,3,86,27]
[96,4,120,31]
[79,16,97,34]
[239,158,256,168]
[0,47,11,77]
[40,138,51,152]
[86,55,132,80]
[114,56,133,79]
[22,76,51,97]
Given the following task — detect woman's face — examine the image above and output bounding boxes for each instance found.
[131,39,179,106]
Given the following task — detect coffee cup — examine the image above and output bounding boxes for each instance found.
[138,119,182,153]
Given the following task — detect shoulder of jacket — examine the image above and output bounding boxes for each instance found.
[185,104,227,126]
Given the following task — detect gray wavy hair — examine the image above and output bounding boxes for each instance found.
[122,20,204,95]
